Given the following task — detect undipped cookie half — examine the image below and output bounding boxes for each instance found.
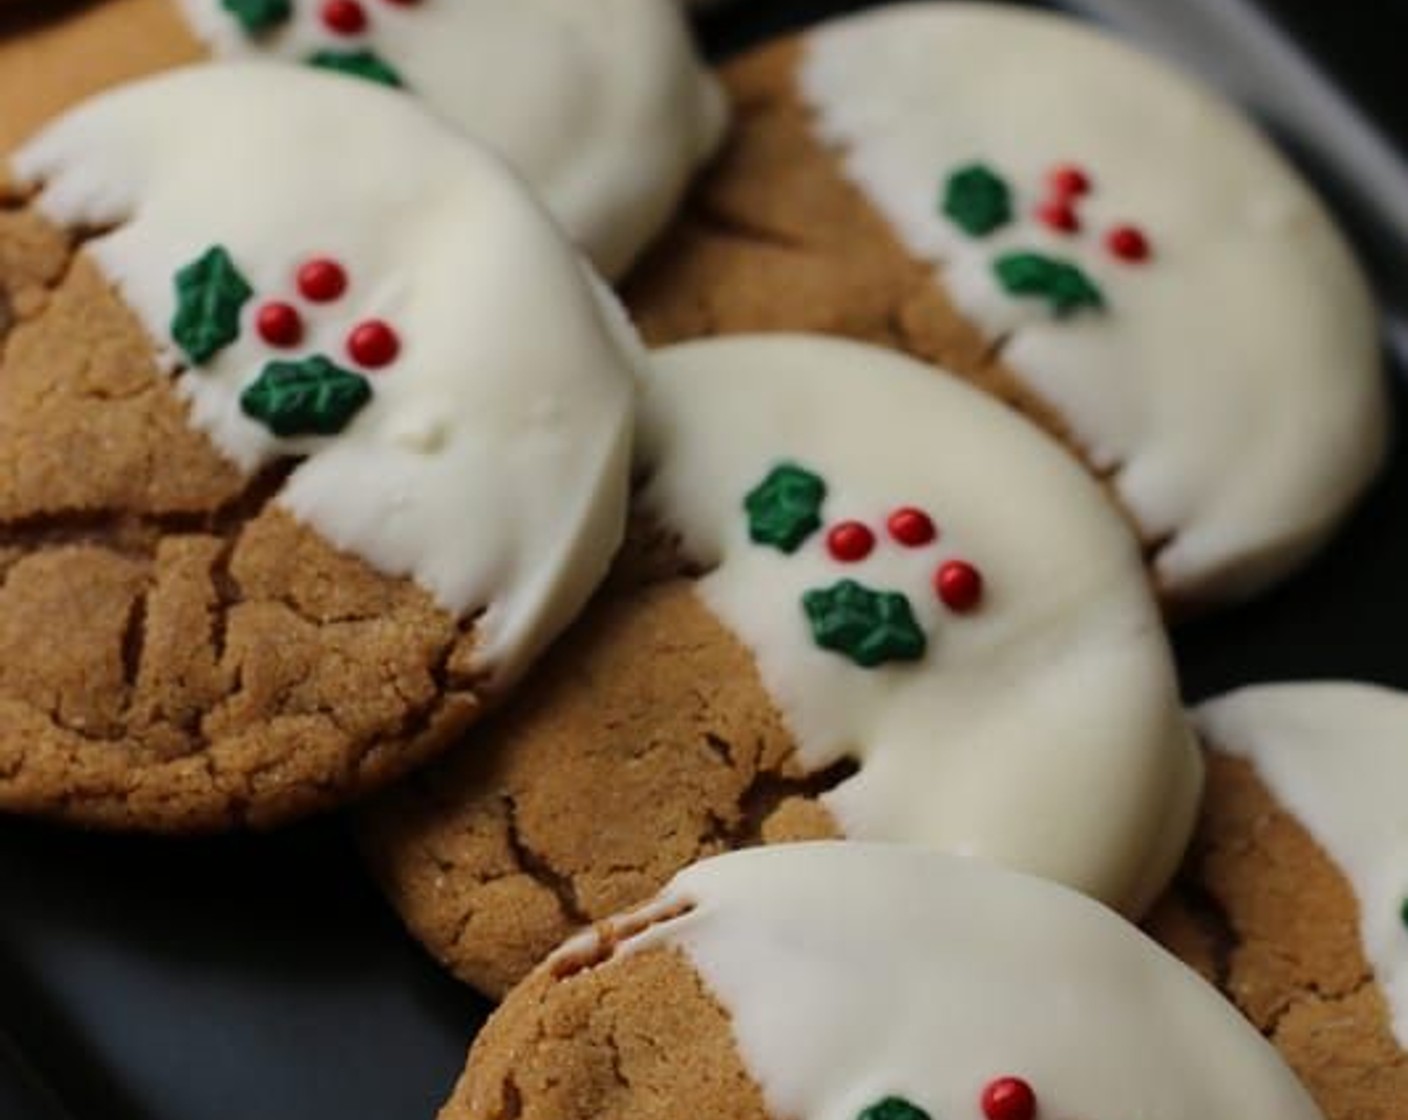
[0,64,636,831]
[0,0,725,280]
[625,3,1387,608]
[362,334,1201,997]
[443,843,1325,1120]
[1149,682,1408,1120]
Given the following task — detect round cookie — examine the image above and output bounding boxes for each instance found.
[0,63,636,831]
[1147,682,1408,1120]
[624,3,1386,609]
[362,333,1201,997]
[443,843,1324,1120]
[0,0,725,280]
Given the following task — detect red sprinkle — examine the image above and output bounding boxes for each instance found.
[1048,165,1091,198]
[935,561,984,612]
[321,0,368,34]
[347,320,401,369]
[297,258,349,303]
[827,521,876,564]
[1106,224,1152,262]
[1035,200,1080,234]
[887,507,937,547]
[255,302,303,349]
[982,1077,1037,1120]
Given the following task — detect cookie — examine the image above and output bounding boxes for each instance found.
[0,64,637,831]
[1147,683,1408,1120]
[441,843,1324,1120]
[362,334,1201,997]
[624,3,1386,609]
[0,0,725,280]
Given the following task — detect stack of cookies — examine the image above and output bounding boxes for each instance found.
[0,2,1402,1118]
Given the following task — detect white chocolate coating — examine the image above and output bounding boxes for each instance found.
[638,335,1200,917]
[801,3,1385,605]
[1197,682,1408,1047]
[176,0,727,280]
[572,844,1324,1120]
[14,63,638,690]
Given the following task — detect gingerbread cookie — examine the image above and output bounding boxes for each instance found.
[0,64,637,831]
[1148,682,1408,1120]
[362,334,1201,997]
[0,0,725,279]
[625,3,1386,608]
[442,843,1324,1120]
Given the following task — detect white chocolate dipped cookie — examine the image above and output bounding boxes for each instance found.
[0,0,726,280]
[626,2,1387,608]
[1150,682,1408,1120]
[444,843,1326,1120]
[361,334,1201,997]
[0,63,636,830]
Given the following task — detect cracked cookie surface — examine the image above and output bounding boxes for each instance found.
[363,335,1198,999]
[1148,750,1408,1120]
[0,206,483,831]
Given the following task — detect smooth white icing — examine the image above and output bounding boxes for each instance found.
[638,336,1201,917]
[175,0,726,281]
[800,3,1385,606]
[566,844,1324,1120]
[14,63,638,690]
[1197,681,1408,1047]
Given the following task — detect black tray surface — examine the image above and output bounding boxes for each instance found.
[2,1,1406,1117]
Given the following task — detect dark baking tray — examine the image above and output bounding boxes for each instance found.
[1,1,1405,1117]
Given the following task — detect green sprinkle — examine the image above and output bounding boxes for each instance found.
[942,163,1013,238]
[803,580,927,669]
[222,0,292,36]
[308,50,406,89]
[171,245,253,366]
[994,252,1105,317]
[858,1097,933,1120]
[241,355,373,438]
[745,463,827,554]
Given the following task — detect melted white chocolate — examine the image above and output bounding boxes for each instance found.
[1198,682,1408,1047]
[638,335,1200,917]
[800,3,1384,606]
[15,64,639,690]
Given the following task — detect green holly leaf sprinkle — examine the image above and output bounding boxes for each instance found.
[942,163,1012,238]
[222,0,292,36]
[994,251,1105,317]
[858,1097,932,1120]
[240,355,373,438]
[745,463,827,554]
[171,245,254,366]
[803,580,927,669]
[308,50,406,89]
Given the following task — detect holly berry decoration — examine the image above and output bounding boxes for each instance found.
[981,1077,1038,1120]
[241,355,372,437]
[172,245,254,365]
[746,463,828,554]
[803,579,927,669]
[857,1097,932,1120]
[935,560,984,613]
[221,0,406,89]
[827,521,877,563]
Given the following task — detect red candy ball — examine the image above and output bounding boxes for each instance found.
[827,521,876,563]
[1107,224,1152,262]
[256,301,303,349]
[321,0,368,34]
[1048,164,1091,198]
[297,258,349,303]
[1036,200,1080,234]
[935,560,984,612]
[887,507,937,547]
[982,1077,1036,1120]
[348,320,401,369]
